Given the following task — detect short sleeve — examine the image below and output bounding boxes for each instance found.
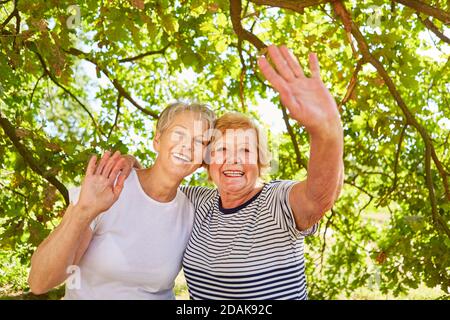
[68,187,100,232]
[179,185,215,210]
[267,180,318,239]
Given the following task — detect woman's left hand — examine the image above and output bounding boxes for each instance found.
[258,45,341,136]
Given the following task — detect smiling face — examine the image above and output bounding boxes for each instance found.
[208,128,260,194]
[153,111,210,180]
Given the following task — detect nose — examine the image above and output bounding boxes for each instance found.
[225,147,242,165]
[178,136,192,152]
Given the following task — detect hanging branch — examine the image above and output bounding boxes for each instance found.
[338,59,363,110]
[107,94,122,140]
[280,103,308,169]
[375,123,408,207]
[237,39,248,113]
[118,43,171,63]
[65,48,159,119]
[393,0,450,24]
[28,73,45,108]
[0,0,18,29]
[332,0,450,238]
[0,112,69,205]
[320,209,335,273]
[32,48,106,137]
[417,14,450,44]
[230,0,266,51]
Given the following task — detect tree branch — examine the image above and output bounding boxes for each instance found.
[280,103,308,169]
[417,14,450,44]
[338,59,363,110]
[237,38,248,112]
[65,47,159,119]
[394,0,450,24]
[31,48,105,137]
[107,94,122,140]
[230,0,267,51]
[118,43,171,63]
[28,73,45,108]
[0,181,28,199]
[376,123,408,207]
[332,0,450,237]
[0,0,17,29]
[0,112,69,205]
[12,0,19,48]
[344,178,376,199]
[425,141,450,238]
[249,0,332,13]
[328,208,375,254]
[320,209,335,273]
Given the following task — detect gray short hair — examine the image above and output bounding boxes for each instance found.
[156,102,216,134]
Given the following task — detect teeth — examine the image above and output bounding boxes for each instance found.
[223,170,244,177]
[173,152,191,162]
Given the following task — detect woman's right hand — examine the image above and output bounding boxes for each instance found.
[76,151,125,220]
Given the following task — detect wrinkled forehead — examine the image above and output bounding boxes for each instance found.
[212,128,258,146]
[164,113,212,135]
[172,112,211,129]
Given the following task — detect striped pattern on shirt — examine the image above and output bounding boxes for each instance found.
[180,180,318,300]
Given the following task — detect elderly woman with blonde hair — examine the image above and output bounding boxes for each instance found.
[119,45,344,300]
[28,102,216,299]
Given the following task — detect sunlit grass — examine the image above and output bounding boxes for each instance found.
[339,284,447,300]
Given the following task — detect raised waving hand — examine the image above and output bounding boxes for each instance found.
[76,151,125,218]
[257,45,341,135]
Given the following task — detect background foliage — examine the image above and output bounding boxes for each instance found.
[0,0,449,299]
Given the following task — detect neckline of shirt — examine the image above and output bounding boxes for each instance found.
[218,184,266,215]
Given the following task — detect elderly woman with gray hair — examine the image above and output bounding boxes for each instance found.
[182,45,343,300]
[121,45,344,300]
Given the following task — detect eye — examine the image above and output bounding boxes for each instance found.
[173,130,184,137]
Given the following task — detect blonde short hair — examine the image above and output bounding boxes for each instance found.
[207,112,271,177]
[156,102,216,134]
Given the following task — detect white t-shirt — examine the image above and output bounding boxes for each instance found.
[64,169,194,300]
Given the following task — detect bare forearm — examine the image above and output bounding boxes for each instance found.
[28,205,93,294]
[305,121,344,213]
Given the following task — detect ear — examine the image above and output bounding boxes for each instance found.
[153,131,161,153]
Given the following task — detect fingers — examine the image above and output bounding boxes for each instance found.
[280,45,304,78]
[107,161,125,186]
[107,154,134,185]
[261,46,321,80]
[114,172,126,189]
[267,45,297,82]
[257,56,288,93]
[113,182,124,200]
[107,159,123,186]
[94,151,111,175]
[309,52,321,79]
[86,155,97,176]
[101,151,121,179]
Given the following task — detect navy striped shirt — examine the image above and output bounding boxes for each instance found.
[180,180,318,300]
